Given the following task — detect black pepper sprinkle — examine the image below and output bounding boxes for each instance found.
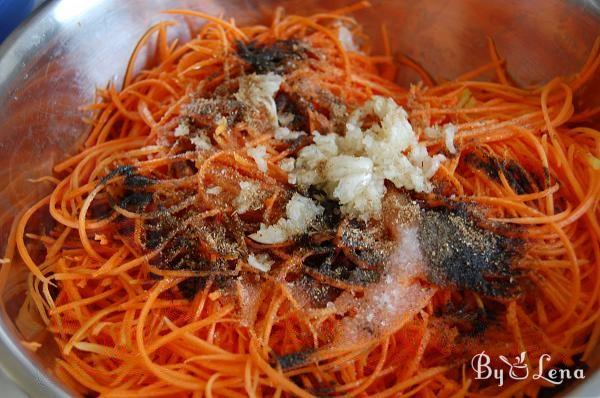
[274,349,314,370]
[465,151,537,194]
[124,174,155,188]
[120,190,153,211]
[417,205,523,297]
[99,165,136,186]
[235,40,305,74]
[338,219,392,269]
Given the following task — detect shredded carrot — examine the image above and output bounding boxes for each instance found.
[1,4,599,398]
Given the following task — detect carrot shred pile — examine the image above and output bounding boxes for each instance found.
[1,3,600,397]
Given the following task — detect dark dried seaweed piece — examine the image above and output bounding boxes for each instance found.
[177,277,207,300]
[120,190,153,211]
[274,349,315,370]
[99,165,136,186]
[170,160,198,179]
[177,275,231,300]
[296,274,343,308]
[222,213,249,257]
[464,150,537,194]
[89,201,113,219]
[144,228,163,250]
[144,209,244,277]
[196,222,244,259]
[304,248,381,289]
[337,219,393,270]
[113,215,135,236]
[124,174,155,188]
[275,91,310,133]
[417,205,523,298]
[308,187,342,233]
[236,40,305,74]
[170,253,230,273]
[434,302,497,336]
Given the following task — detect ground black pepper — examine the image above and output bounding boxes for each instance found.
[236,40,305,74]
[417,204,523,297]
[465,150,537,194]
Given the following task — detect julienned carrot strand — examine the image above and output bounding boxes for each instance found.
[1,4,598,398]
[486,37,509,86]
[397,54,435,87]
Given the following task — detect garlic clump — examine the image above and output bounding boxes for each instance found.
[294,96,444,220]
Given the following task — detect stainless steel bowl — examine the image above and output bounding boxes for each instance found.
[0,0,598,396]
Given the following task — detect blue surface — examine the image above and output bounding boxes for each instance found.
[0,0,35,43]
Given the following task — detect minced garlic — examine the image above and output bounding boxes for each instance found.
[294,96,445,220]
[247,253,274,272]
[249,193,324,244]
[247,145,268,173]
[206,186,222,195]
[275,126,305,141]
[424,123,457,154]
[174,122,190,137]
[235,73,282,127]
[279,158,295,173]
[337,25,360,53]
[233,181,263,213]
[191,134,212,151]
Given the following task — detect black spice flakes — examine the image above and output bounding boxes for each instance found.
[236,39,305,74]
[417,205,524,298]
